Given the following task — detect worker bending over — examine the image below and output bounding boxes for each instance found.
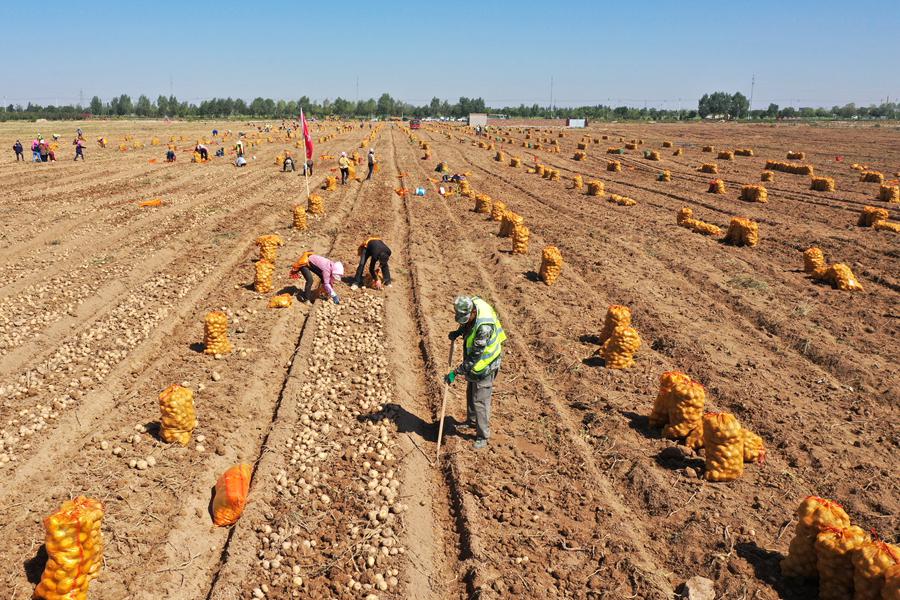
[338,152,351,184]
[446,295,507,449]
[351,238,392,290]
[289,252,344,304]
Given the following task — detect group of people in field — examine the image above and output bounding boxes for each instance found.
[12,128,86,162]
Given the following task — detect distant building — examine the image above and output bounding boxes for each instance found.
[566,118,587,128]
[468,113,488,127]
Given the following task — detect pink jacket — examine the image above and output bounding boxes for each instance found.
[308,254,339,296]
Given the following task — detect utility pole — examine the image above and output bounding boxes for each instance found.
[749,73,756,116]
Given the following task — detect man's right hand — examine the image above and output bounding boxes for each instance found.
[448,330,461,341]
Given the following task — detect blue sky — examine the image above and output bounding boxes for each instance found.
[2,0,898,109]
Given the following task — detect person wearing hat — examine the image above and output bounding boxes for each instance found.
[289,252,344,304]
[445,295,507,449]
[351,237,392,290]
[365,148,376,180]
[13,140,24,161]
[338,151,351,184]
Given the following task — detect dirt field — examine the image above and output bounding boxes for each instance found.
[0,118,897,599]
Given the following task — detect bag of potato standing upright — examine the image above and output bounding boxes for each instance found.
[212,464,252,526]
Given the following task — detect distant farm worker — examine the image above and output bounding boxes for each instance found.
[366,149,376,180]
[235,156,247,167]
[73,137,85,161]
[289,252,344,304]
[195,143,209,161]
[338,151,351,184]
[234,139,245,157]
[38,140,50,162]
[446,295,507,449]
[13,140,24,161]
[166,149,177,162]
[351,238,392,290]
[283,155,295,172]
[31,139,41,162]
[303,158,314,176]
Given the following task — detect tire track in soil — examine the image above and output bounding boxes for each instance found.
[394,128,674,598]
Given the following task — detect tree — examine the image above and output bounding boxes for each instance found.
[376,93,395,116]
[249,97,266,116]
[766,103,779,118]
[135,95,153,117]
[116,94,133,115]
[730,92,749,119]
[156,95,169,117]
[89,96,102,115]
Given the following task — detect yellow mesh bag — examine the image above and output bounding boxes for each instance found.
[879,185,900,203]
[735,148,754,156]
[490,200,507,222]
[678,207,722,236]
[495,150,506,162]
[814,526,870,600]
[255,259,275,293]
[741,428,766,463]
[587,180,605,196]
[204,311,233,355]
[662,141,673,148]
[158,384,196,445]
[741,185,768,203]
[658,170,672,182]
[811,177,836,192]
[662,374,706,444]
[255,235,284,263]
[859,206,890,227]
[717,150,735,160]
[34,496,104,600]
[574,151,587,161]
[724,217,759,247]
[673,148,684,156]
[781,496,850,578]
[268,294,293,308]
[761,171,774,182]
[598,305,631,346]
[512,223,530,254]
[573,175,584,190]
[474,194,492,214]
[700,163,718,174]
[860,171,885,183]
[883,564,900,600]
[538,246,563,286]
[499,212,523,238]
[323,176,338,191]
[702,145,715,153]
[873,220,900,232]
[649,371,686,428]
[307,193,324,215]
[608,194,637,206]
[708,179,727,194]
[703,412,744,481]
[509,157,522,168]
[803,248,826,274]
[292,205,308,230]
[852,541,900,600]
[599,325,641,369]
[787,150,805,159]
[607,160,622,172]
[824,263,863,291]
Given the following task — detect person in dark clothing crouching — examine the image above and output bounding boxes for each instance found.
[351,237,392,290]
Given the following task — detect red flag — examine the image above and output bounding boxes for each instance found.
[301,108,313,161]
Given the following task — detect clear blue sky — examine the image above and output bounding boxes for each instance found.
[2,0,898,110]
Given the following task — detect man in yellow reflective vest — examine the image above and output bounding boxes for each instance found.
[445,295,507,449]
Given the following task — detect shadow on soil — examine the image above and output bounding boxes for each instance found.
[736,541,817,599]
[357,403,476,444]
[24,545,48,584]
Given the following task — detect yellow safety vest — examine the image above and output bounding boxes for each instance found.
[465,298,507,375]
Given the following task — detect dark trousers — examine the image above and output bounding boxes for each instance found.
[353,249,391,287]
[366,163,374,180]
[298,264,323,301]
[340,167,349,184]
[199,148,208,160]
[15,151,23,161]
[74,148,84,161]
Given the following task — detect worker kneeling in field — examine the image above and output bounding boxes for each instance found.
[283,155,295,172]
[351,238,392,290]
[166,149,176,162]
[289,251,344,304]
[446,295,507,449]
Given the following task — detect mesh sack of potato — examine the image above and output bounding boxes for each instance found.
[787,151,805,160]
[649,370,687,428]
[538,246,563,286]
[254,259,275,293]
[597,305,631,347]
[608,193,637,206]
[708,179,727,194]
[735,148,754,156]
[268,294,293,308]
[323,176,338,191]
[34,496,104,600]
[607,147,623,154]
[741,428,766,463]
[766,160,815,175]
[658,170,672,182]
[823,263,863,291]
[307,193,324,215]
[292,204,308,230]
[204,310,233,355]
[717,150,735,160]
[703,145,715,153]
[860,171,885,183]
[803,247,827,276]
[810,177,836,192]
[607,160,622,172]
[761,171,775,182]
[662,140,673,148]
[673,148,684,156]
[884,564,900,600]
[677,207,694,225]
[662,374,706,447]
[852,540,900,600]
[255,234,284,263]
[741,184,768,203]
[625,142,637,150]
[573,174,584,190]
[459,180,473,197]
[873,220,900,232]
[814,525,870,600]
[158,384,197,445]
[859,206,890,227]
[879,185,900,203]
[700,163,719,174]
[587,180,605,196]
[474,194,492,214]
[212,463,252,526]
[548,169,561,181]
[274,153,285,166]
[436,161,449,173]
[724,217,759,247]
[781,496,851,578]
[495,150,506,162]
[512,223,530,254]
[499,211,523,237]
[490,200,507,222]
[599,325,641,369]
[644,149,661,160]
[577,142,588,150]
[509,157,522,168]
[703,412,744,481]
[535,164,547,177]
[574,151,587,161]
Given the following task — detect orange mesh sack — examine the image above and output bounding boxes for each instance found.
[599,325,641,369]
[761,171,775,182]
[883,564,900,600]
[814,526,870,600]
[824,263,863,291]
[587,180,605,196]
[268,294,292,308]
[741,428,766,463]
[490,200,507,222]
[703,412,744,481]
[573,175,584,190]
[292,205,308,230]
[859,206,890,227]
[708,179,727,194]
[649,371,687,428]
[255,234,284,263]
[803,247,827,275]
[741,185,768,203]
[874,220,900,233]
[204,311,233,355]
[34,496,104,600]
[307,193,324,215]
[598,305,631,346]
[474,193,492,214]
[879,185,900,203]
[662,374,706,448]
[810,177,836,192]
[511,223,530,254]
[781,496,851,578]
[323,176,337,191]
[212,463,252,526]
[725,217,759,247]
[255,259,275,293]
[852,541,900,600]
[158,384,197,445]
[538,246,563,286]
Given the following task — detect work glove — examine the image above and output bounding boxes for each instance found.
[331,293,341,305]
[444,370,456,385]
[448,329,462,341]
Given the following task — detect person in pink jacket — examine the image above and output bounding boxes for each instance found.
[289,252,344,304]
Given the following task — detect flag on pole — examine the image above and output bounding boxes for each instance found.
[301,108,313,160]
